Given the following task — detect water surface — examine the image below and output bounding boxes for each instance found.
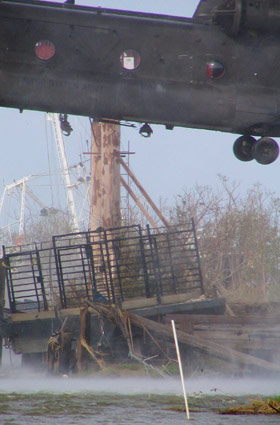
[0,371,279,424]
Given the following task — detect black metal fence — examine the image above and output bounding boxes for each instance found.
[3,221,204,313]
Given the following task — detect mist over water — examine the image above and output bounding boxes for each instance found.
[0,365,279,396]
[0,367,279,424]
[1,352,279,424]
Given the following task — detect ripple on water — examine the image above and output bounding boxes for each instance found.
[0,392,279,425]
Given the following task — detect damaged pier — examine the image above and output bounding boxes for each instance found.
[0,222,223,371]
[1,222,278,375]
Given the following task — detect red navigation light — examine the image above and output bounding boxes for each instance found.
[35,40,56,61]
[206,61,225,79]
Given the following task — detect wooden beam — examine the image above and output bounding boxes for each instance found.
[84,301,280,373]
[132,297,226,317]
[166,313,280,326]
[120,158,170,229]
[120,176,159,230]
[128,312,280,373]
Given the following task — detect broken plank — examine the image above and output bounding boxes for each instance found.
[129,312,280,373]
[166,314,280,326]
[132,298,226,317]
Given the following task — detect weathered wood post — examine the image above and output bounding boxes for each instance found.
[89,122,121,302]
[77,304,105,371]
[90,122,121,230]
[77,305,91,372]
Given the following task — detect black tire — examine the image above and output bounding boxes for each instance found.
[253,137,279,165]
[233,136,256,162]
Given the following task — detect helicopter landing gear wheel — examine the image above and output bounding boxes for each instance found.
[233,135,256,162]
[252,137,279,165]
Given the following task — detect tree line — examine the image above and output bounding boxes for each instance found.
[2,176,280,303]
[168,176,280,302]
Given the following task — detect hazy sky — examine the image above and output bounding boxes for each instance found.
[1,0,280,232]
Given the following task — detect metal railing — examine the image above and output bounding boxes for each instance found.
[3,221,204,313]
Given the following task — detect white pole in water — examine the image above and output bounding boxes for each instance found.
[171,319,190,420]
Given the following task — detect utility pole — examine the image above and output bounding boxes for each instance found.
[90,121,121,230]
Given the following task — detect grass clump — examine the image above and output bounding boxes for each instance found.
[220,398,280,415]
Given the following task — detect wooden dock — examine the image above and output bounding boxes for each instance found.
[164,313,280,368]
[1,224,279,375]
[5,297,226,355]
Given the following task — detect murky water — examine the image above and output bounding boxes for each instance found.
[0,370,279,424]
[0,398,278,425]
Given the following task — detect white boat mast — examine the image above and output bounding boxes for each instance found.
[48,113,79,233]
[0,176,55,241]
[0,176,31,239]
